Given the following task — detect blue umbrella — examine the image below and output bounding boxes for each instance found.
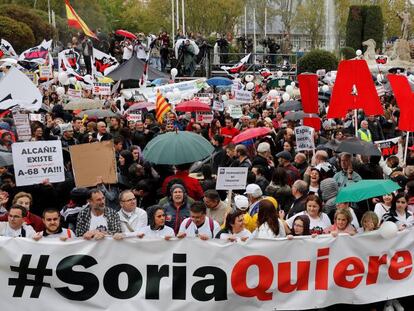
[151,78,170,86]
[207,77,233,87]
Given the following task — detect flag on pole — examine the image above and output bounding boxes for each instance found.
[19,40,52,64]
[0,39,17,59]
[155,91,170,124]
[220,53,250,75]
[92,48,118,78]
[65,0,98,40]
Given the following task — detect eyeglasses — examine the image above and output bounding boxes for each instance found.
[121,198,136,203]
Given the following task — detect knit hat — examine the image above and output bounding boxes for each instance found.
[170,183,186,195]
[320,178,338,201]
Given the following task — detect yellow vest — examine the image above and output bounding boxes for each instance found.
[358,128,372,142]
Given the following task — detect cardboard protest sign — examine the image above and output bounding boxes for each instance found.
[13,113,32,141]
[69,141,117,187]
[375,137,399,159]
[12,141,65,186]
[295,126,315,151]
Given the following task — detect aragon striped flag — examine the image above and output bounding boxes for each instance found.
[65,0,98,40]
[155,91,171,124]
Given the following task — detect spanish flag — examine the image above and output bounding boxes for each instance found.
[155,91,171,124]
[65,0,98,40]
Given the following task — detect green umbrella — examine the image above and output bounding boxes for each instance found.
[142,131,214,165]
[267,78,293,89]
[336,180,401,203]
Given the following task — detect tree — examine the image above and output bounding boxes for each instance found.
[0,4,55,44]
[294,0,325,49]
[0,15,35,52]
[297,49,338,73]
[363,5,384,49]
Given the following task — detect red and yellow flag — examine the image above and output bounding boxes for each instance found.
[65,0,98,40]
[155,91,171,124]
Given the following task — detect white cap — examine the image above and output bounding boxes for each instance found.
[234,195,249,210]
[244,184,263,198]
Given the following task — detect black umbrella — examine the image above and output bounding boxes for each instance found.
[284,111,318,121]
[278,100,302,112]
[336,137,381,156]
[322,140,341,152]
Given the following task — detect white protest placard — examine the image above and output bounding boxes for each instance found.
[234,89,252,102]
[231,80,241,95]
[93,83,111,96]
[67,88,82,98]
[127,112,142,122]
[212,101,224,111]
[194,96,211,105]
[229,105,243,119]
[39,65,52,79]
[12,140,65,186]
[23,71,38,85]
[216,167,248,190]
[29,113,44,123]
[13,113,32,141]
[295,125,315,151]
[196,111,214,124]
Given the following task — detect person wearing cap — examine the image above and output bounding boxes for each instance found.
[233,194,256,231]
[276,150,300,186]
[252,142,274,181]
[163,184,191,235]
[60,123,78,148]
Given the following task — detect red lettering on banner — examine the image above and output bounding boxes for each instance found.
[315,248,330,290]
[278,261,310,293]
[366,255,388,285]
[333,257,365,288]
[327,60,383,118]
[387,75,414,132]
[298,73,321,131]
[388,251,413,280]
[231,255,273,300]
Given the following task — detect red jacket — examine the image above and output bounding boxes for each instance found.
[162,170,204,201]
[221,127,240,146]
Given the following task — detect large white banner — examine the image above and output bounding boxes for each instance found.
[1,230,414,310]
[12,141,65,186]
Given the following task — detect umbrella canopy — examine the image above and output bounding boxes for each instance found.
[151,78,170,86]
[143,131,214,165]
[336,137,381,156]
[206,77,232,87]
[284,111,319,121]
[267,78,293,89]
[231,127,271,144]
[115,30,137,40]
[336,180,400,203]
[0,151,13,167]
[64,99,103,110]
[175,100,211,112]
[127,102,155,112]
[107,57,169,82]
[278,100,302,112]
[175,39,200,58]
[322,140,341,152]
[318,95,330,103]
[77,109,119,119]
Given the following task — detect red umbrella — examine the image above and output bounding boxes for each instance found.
[127,102,155,112]
[232,127,272,144]
[115,30,137,40]
[175,100,211,112]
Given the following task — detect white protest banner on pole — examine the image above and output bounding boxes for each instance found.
[374,137,400,159]
[229,105,243,119]
[12,113,32,141]
[216,167,248,190]
[234,89,252,102]
[295,125,315,151]
[39,65,52,79]
[126,112,142,122]
[196,111,213,124]
[29,114,44,123]
[194,97,211,105]
[2,230,414,310]
[67,88,82,99]
[93,83,111,96]
[12,140,65,186]
[212,101,224,111]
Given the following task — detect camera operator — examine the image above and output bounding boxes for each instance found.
[134,33,148,61]
[122,39,133,63]
[179,39,196,76]
[216,34,229,64]
[264,37,280,64]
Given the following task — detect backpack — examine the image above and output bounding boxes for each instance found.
[185,217,214,237]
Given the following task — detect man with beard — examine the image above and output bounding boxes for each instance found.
[33,208,75,241]
[76,189,121,239]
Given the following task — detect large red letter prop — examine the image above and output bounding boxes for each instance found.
[387,74,414,132]
[327,60,383,118]
[298,73,321,130]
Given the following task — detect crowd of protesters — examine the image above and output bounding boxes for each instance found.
[1,27,414,310]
